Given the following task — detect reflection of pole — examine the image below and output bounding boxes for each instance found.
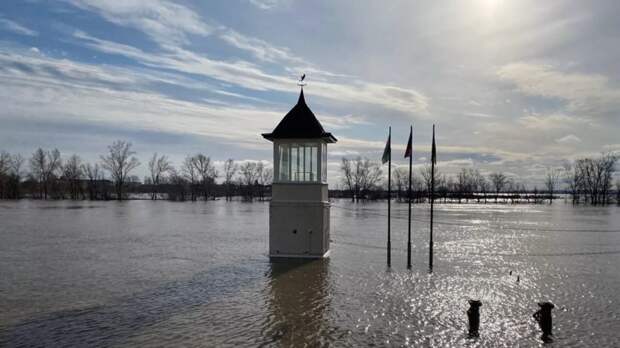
[407,125,412,269]
[387,127,391,267]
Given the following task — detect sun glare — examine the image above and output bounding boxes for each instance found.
[478,0,503,18]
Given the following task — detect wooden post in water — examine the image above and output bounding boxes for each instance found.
[533,301,555,343]
[467,299,482,338]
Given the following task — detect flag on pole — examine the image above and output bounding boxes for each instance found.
[429,124,437,272]
[404,128,413,158]
[385,127,392,267]
[406,125,413,269]
[382,133,391,164]
[431,125,437,165]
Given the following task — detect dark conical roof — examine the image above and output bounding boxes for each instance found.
[262,90,337,143]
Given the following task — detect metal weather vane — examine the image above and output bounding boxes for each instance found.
[297,73,306,87]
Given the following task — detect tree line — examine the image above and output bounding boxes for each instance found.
[338,153,619,205]
[0,140,272,201]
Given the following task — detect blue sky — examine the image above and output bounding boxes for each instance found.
[1,0,619,186]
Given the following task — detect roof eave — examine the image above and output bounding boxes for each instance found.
[262,133,275,142]
[262,133,337,143]
[324,133,337,143]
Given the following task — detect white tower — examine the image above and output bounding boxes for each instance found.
[262,89,337,258]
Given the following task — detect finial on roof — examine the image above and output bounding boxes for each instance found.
[297,73,306,89]
[261,78,337,143]
[297,88,306,105]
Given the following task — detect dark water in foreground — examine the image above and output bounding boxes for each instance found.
[0,199,619,347]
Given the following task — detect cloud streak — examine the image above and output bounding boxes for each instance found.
[69,3,429,115]
[66,0,211,46]
[0,17,38,36]
[498,62,620,117]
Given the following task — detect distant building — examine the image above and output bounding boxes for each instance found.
[262,89,337,258]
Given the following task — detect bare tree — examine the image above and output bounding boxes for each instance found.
[29,148,45,198]
[339,157,382,201]
[356,158,382,200]
[393,167,408,201]
[82,162,103,200]
[340,158,355,201]
[359,158,383,198]
[224,159,238,201]
[166,167,188,202]
[47,149,62,199]
[192,154,218,200]
[100,140,140,200]
[6,154,24,199]
[563,162,580,204]
[256,163,273,201]
[63,154,83,200]
[261,167,273,185]
[420,164,441,200]
[456,168,478,203]
[10,154,24,178]
[239,161,259,200]
[600,152,618,204]
[29,148,62,199]
[489,172,507,203]
[148,153,172,200]
[0,151,9,173]
[574,153,618,205]
[471,169,487,203]
[181,155,199,201]
[544,168,560,204]
[0,151,10,199]
[255,162,265,201]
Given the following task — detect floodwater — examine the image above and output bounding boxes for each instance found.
[0,199,619,347]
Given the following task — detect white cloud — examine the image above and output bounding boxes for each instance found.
[602,144,620,152]
[66,0,211,46]
[218,29,303,64]
[555,134,582,145]
[0,51,275,146]
[247,0,288,10]
[463,111,495,118]
[317,114,369,130]
[66,1,429,115]
[517,113,591,130]
[497,62,620,117]
[0,17,38,36]
[73,30,429,114]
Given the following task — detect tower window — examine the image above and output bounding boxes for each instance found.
[276,142,322,183]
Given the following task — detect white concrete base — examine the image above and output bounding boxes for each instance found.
[268,200,331,258]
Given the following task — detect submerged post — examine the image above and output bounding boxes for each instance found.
[467,299,482,338]
[533,301,554,342]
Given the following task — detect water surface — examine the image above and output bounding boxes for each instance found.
[1,200,619,347]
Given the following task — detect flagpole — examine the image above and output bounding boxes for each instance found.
[407,125,413,270]
[430,124,435,272]
[387,126,391,267]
